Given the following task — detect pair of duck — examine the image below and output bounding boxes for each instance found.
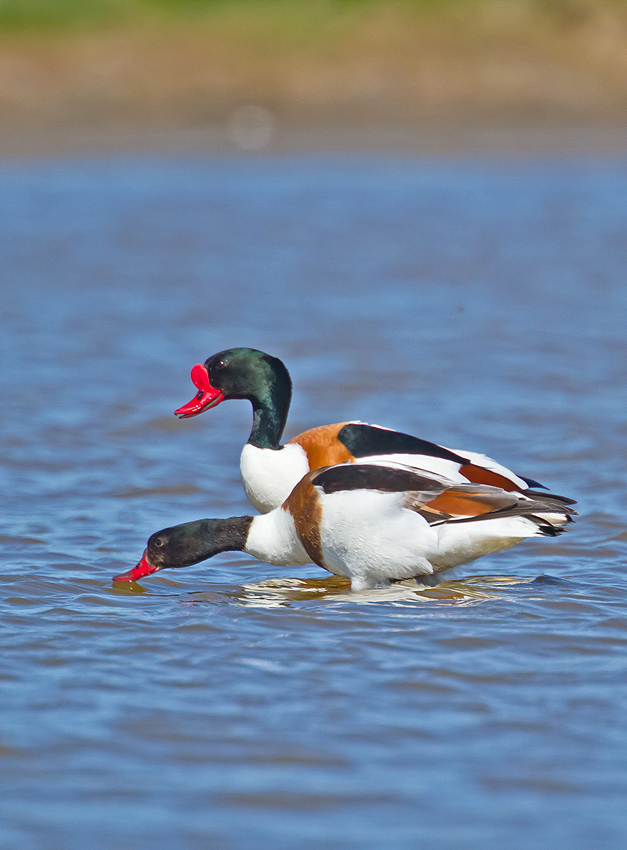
[114,348,575,591]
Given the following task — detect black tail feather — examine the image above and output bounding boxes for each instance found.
[525,489,577,506]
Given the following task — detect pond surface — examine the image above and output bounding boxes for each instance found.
[1,153,627,849]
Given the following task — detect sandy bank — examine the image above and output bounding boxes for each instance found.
[2,2,627,156]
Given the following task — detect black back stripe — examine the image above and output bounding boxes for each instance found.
[313,463,447,497]
[337,423,469,465]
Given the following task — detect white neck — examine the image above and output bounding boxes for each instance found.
[240,442,310,513]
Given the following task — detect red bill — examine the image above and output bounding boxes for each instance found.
[113,551,159,583]
[174,364,224,418]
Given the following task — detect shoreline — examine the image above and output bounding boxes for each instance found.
[3,1,627,159]
[2,121,627,159]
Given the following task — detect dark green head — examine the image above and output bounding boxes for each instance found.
[175,347,293,449]
[204,348,291,406]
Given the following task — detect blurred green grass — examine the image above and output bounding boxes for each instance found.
[2,0,626,136]
[0,0,492,47]
[0,0,514,31]
[1,0,624,35]
[1,0,350,30]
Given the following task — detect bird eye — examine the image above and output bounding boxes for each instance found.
[154,537,165,548]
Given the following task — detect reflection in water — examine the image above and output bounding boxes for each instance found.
[237,574,534,608]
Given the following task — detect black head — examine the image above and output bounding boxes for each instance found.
[113,517,253,582]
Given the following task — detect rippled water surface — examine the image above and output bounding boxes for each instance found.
[2,154,627,849]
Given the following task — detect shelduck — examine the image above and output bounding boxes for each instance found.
[174,347,556,514]
[114,461,575,591]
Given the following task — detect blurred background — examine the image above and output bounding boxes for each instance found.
[2,0,627,156]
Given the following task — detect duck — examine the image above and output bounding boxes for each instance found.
[174,347,555,514]
[114,460,575,591]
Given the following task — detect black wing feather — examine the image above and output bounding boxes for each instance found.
[312,463,448,498]
[337,423,469,465]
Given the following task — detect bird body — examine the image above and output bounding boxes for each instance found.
[175,348,542,514]
[115,348,575,591]
[115,461,575,591]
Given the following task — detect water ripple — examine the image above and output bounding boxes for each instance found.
[2,155,627,850]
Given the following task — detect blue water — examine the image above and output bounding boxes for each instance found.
[1,154,627,849]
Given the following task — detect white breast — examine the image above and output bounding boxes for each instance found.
[239,442,311,513]
[245,508,313,566]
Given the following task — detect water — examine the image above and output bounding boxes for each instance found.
[1,153,627,850]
